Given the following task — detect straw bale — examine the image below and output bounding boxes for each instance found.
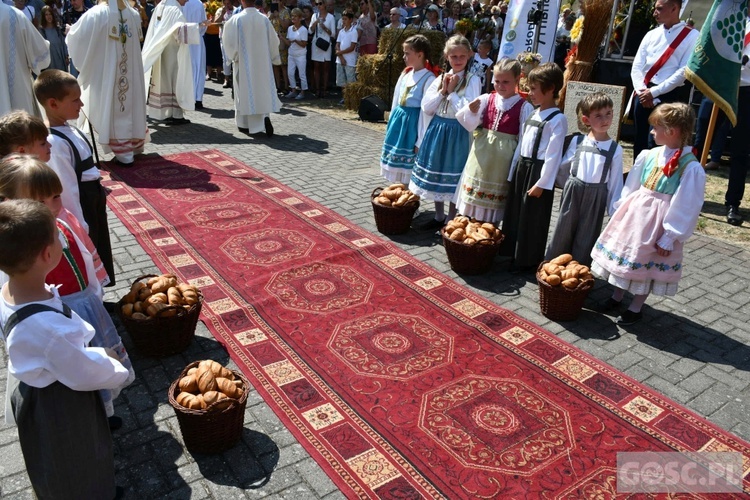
[377,28,446,66]
[356,53,405,88]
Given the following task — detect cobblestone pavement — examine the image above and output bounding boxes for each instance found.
[1,81,749,499]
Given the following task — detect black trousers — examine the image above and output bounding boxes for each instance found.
[726,86,750,208]
[500,157,554,268]
[80,179,115,285]
[12,380,115,500]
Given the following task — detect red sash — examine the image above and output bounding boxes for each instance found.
[643,26,693,86]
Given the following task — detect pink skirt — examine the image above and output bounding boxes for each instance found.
[591,187,683,296]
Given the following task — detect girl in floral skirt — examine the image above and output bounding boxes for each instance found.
[590,103,706,326]
[454,58,533,224]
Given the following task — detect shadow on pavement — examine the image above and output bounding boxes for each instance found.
[190,429,279,490]
[621,311,750,372]
[148,122,243,145]
[244,132,330,155]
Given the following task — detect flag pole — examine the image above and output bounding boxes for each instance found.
[700,103,719,167]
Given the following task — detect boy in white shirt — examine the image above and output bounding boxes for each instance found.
[335,10,358,105]
[546,92,623,265]
[0,199,129,499]
[469,39,493,92]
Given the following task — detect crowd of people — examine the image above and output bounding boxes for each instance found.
[0,0,747,498]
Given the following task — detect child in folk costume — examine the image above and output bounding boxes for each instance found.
[0,155,135,428]
[500,62,567,270]
[0,199,130,499]
[0,110,52,163]
[455,58,533,224]
[409,35,482,230]
[380,35,437,184]
[546,92,623,266]
[34,70,117,285]
[591,103,705,326]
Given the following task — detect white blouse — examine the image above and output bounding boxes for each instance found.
[420,69,482,123]
[618,146,706,251]
[559,135,624,216]
[509,107,568,190]
[391,68,436,148]
[1,285,129,423]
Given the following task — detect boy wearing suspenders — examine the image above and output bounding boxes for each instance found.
[547,93,624,266]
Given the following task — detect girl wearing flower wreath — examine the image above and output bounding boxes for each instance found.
[590,103,706,326]
[380,35,437,184]
[454,58,533,224]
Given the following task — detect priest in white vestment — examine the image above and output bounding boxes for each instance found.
[222,0,281,136]
[141,0,199,123]
[0,1,50,117]
[66,0,149,165]
[182,0,206,109]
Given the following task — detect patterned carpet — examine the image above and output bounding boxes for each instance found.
[104,150,750,498]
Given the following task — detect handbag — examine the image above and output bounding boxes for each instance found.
[315,36,330,51]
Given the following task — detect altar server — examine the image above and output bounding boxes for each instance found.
[222,0,281,136]
[141,0,199,124]
[182,0,207,109]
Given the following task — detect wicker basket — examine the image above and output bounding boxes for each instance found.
[168,361,250,454]
[371,187,419,235]
[536,262,594,321]
[440,228,504,275]
[116,274,203,358]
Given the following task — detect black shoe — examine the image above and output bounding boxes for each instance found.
[418,218,445,231]
[223,79,232,88]
[114,485,125,500]
[108,415,123,431]
[166,117,190,125]
[592,297,623,314]
[238,127,249,134]
[727,205,743,226]
[195,101,203,110]
[103,301,117,313]
[615,309,642,326]
[112,158,135,168]
[264,117,274,137]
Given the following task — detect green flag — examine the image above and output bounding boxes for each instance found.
[685,0,748,126]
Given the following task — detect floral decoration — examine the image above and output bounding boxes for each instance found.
[516,51,542,64]
[570,15,584,45]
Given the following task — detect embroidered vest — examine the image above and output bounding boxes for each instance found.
[47,220,89,296]
[482,93,524,135]
[640,148,695,195]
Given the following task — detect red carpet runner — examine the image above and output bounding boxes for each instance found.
[104,151,749,498]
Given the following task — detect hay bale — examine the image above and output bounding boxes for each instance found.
[377,28,446,66]
[343,83,390,113]
[356,53,405,89]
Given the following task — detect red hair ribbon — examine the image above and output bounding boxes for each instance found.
[425,60,442,77]
[663,148,682,177]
